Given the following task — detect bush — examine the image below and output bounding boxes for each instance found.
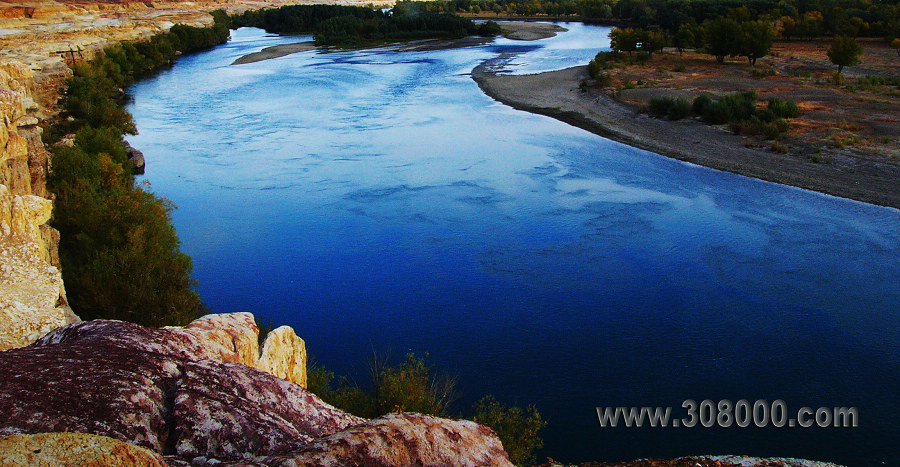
[692,93,713,114]
[307,353,546,466]
[648,97,675,116]
[647,97,692,120]
[594,72,612,87]
[473,395,547,465]
[667,98,692,120]
[701,100,734,124]
[768,98,800,118]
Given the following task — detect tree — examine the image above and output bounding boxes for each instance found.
[827,34,863,73]
[640,30,667,56]
[892,38,900,57]
[609,27,641,53]
[740,20,776,65]
[673,23,700,54]
[704,17,742,63]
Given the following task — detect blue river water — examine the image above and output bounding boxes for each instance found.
[127,25,900,465]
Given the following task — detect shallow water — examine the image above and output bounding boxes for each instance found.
[127,26,899,465]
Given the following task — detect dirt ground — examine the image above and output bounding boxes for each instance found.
[601,40,900,164]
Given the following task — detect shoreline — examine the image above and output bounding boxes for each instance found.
[472,64,900,209]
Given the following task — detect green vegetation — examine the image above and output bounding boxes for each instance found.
[643,92,800,141]
[601,14,777,67]
[648,97,691,120]
[454,0,900,43]
[308,352,546,466]
[45,13,231,326]
[230,2,500,47]
[695,92,798,139]
[827,34,864,72]
[473,395,546,465]
[609,28,666,56]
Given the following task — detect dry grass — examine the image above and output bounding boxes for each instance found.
[593,40,900,159]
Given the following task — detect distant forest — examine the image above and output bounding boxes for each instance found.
[449,0,900,40]
[229,2,501,47]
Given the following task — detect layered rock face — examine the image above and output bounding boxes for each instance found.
[0,62,74,352]
[0,313,514,466]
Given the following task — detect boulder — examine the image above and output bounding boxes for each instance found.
[174,360,362,461]
[0,315,515,466]
[249,413,514,467]
[123,140,145,175]
[259,325,308,388]
[0,432,167,467]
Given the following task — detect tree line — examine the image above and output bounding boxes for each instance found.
[230,1,501,47]
[453,0,900,42]
[45,11,232,327]
[597,7,865,72]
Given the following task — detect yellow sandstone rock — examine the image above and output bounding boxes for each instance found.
[259,325,308,388]
[0,432,168,467]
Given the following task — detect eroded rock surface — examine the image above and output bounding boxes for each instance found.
[0,314,512,465]
[248,413,514,467]
[174,360,362,461]
[0,432,168,467]
[259,325,308,388]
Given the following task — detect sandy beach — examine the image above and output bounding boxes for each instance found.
[473,64,900,208]
[232,42,317,64]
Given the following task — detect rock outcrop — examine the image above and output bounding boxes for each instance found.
[251,413,514,467]
[0,314,514,466]
[0,432,167,467]
[259,325,308,388]
[0,60,73,352]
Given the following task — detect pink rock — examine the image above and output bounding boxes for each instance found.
[174,360,363,461]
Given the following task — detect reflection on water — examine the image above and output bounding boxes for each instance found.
[128,26,899,465]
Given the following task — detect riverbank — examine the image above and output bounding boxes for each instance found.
[473,62,900,209]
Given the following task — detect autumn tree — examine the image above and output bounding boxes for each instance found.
[827,34,863,73]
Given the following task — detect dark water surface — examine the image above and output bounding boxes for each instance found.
[127,26,899,465]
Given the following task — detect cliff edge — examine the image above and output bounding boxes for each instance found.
[0,312,514,466]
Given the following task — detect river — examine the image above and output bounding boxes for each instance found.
[127,25,899,465]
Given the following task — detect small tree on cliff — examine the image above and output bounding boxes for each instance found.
[827,35,863,73]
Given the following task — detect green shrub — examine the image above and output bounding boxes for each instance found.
[701,100,733,124]
[646,97,693,120]
[771,140,789,153]
[673,63,687,72]
[692,93,713,114]
[768,98,800,118]
[774,117,791,133]
[594,72,612,87]
[473,395,547,466]
[648,97,675,116]
[667,98,692,120]
[307,353,546,465]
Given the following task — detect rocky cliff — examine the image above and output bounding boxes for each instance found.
[0,60,74,352]
[0,313,514,466]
